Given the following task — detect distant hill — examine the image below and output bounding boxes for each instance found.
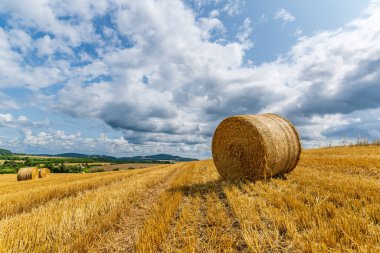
[57,153,90,158]
[0,149,12,155]
[55,153,197,162]
[3,150,197,162]
[120,154,197,162]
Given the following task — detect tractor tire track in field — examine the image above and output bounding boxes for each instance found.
[216,184,249,252]
[89,165,182,253]
[134,163,197,253]
[161,164,206,252]
[198,179,249,252]
[195,163,249,252]
[196,169,211,251]
[164,186,191,242]
[198,187,208,249]
[163,165,209,252]
[161,163,250,253]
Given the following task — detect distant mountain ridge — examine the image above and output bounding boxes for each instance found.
[56,153,197,162]
[0,149,12,155]
[0,149,197,162]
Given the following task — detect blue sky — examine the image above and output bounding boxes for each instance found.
[0,0,379,158]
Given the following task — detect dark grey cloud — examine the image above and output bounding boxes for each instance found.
[123,130,208,145]
[322,126,371,139]
[293,57,380,117]
[322,108,380,139]
[100,101,178,133]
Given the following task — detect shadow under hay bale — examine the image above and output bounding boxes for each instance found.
[17,167,39,181]
[212,113,301,181]
[38,168,51,178]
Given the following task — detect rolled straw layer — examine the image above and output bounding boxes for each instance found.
[212,114,301,181]
[38,168,51,178]
[17,167,39,181]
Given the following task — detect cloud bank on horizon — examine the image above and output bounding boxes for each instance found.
[0,0,380,158]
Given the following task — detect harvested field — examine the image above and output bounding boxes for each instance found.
[13,155,63,159]
[0,160,25,164]
[90,163,160,172]
[0,146,379,252]
[64,162,112,166]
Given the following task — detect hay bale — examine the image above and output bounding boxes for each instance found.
[38,168,51,178]
[17,167,39,181]
[212,113,301,181]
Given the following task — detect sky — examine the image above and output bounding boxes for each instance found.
[0,0,379,158]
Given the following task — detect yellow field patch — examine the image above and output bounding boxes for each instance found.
[90,163,160,172]
[63,162,112,166]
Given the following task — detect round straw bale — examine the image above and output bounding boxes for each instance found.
[17,167,39,181]
[212,114,301,181]
[38,168,51,178]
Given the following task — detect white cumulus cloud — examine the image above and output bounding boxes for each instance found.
[274,8,295,24]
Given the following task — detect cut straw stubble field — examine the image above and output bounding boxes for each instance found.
[0,168,159,220]
[222,155,380,252]
[0,172,118,194]
[0,146,379,252]
[0,165,179,253]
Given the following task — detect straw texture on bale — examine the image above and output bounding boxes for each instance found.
[38,168,51,178]
[17,167,39,181]
[212,114,301,181]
